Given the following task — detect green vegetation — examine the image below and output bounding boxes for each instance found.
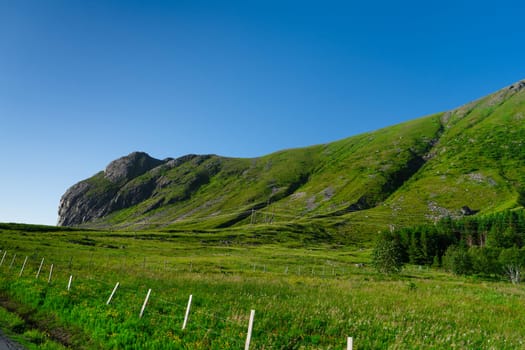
[1,224,525,349]
[59,81,525,241]
[372,232,404,274]
[376,210,525,282]
[0,303,66,349]
[79,113,446,233]
[7,81,525,348]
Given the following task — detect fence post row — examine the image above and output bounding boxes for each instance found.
[0,252,356,348]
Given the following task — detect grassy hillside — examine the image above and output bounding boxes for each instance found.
[61,80,525,235]
[373,81,525,228]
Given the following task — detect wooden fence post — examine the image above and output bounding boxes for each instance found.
[347,336,353,350]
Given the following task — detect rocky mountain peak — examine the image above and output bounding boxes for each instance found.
[104,152,164,184]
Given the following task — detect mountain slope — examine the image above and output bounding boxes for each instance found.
[372,80,525,227]
[58,80,525,233]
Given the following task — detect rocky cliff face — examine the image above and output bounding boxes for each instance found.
[57,152,165,226]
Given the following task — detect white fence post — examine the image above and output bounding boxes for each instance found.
[245,309,255,350]
[347,336,353,350]
[48,264,54,283]
[18,256,28,277]
[0,251,6,266]
[8,254,16,270]
[139,288,152,318]
[182,294,193,330]
[36,258,44,279]
[106,282,120,305]
[67,275,73,291]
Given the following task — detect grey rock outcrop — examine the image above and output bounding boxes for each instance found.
[104,152,164,184]
[57,152,221,227]
[58,152,165,226]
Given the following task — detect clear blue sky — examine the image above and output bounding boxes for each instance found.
[1,0,524,225]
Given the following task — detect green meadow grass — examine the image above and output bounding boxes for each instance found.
[0,227,525,349]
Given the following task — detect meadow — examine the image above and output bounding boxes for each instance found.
[0,224,524,349]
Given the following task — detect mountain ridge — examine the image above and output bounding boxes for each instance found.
[58,79,525,235]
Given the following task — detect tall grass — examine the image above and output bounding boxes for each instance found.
[1,228,524,349]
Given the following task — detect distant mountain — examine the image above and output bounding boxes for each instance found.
[58,80,525,235]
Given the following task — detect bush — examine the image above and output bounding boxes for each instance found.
[468,246,501,275]
[498,247,525,284]
[442,245,472,275]
[372,233,404,274]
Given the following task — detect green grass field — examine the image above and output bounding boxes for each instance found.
[0,225,524,349]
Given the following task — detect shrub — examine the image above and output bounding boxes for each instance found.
[442,245,472,275]
[498,247,525,284]
[372,232,404,274]
[468,246,501,275]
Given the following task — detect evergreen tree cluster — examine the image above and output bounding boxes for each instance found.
[374,210,525,282]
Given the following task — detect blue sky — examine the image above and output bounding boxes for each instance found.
[1,0,524,225]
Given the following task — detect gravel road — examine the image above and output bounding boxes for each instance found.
[0,330,25,350]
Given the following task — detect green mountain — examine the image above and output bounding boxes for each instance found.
[58,80,525,236]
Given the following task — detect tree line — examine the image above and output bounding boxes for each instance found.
[373,210,525,283]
